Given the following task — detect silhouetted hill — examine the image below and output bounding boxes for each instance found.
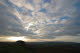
[0,41,80,53]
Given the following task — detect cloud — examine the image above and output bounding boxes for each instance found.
[54,36,80,43]
[9,0,34,10]
[60,19,67,24]
[0,0,24,35]
[38,0,80,37]
[0,0,80,43]
[1,35,80,43]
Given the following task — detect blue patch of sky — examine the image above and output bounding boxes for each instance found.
[5,0,13,6]
[75,22,80,26]
[27,0,33,3]
[50,19,56,23]
[14,6,23,12]
[59,16,69,21]
[43,0,51,3]
[39,8,47,13]
[29,11,33,16]
[28,9,33,13]
[8,3,33,16]
[73,17,80,26]
[58,16,69,25]
[6,0,23,12]
[74,2,80,9]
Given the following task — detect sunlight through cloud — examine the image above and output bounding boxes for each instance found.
[7,36,27,41]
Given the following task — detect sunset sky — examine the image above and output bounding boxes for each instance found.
[0,0,80,42]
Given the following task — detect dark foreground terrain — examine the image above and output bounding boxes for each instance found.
[0,41,80,53]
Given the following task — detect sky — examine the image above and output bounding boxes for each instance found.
[0,0,80,42]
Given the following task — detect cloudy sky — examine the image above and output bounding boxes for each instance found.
[0,0,80,42]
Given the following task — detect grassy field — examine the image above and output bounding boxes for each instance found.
[0,42,80,53]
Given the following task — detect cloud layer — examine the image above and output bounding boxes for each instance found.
[0,0,80,42]
[0,0,25,35]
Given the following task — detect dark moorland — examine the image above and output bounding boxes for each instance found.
[0,41,80,53]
